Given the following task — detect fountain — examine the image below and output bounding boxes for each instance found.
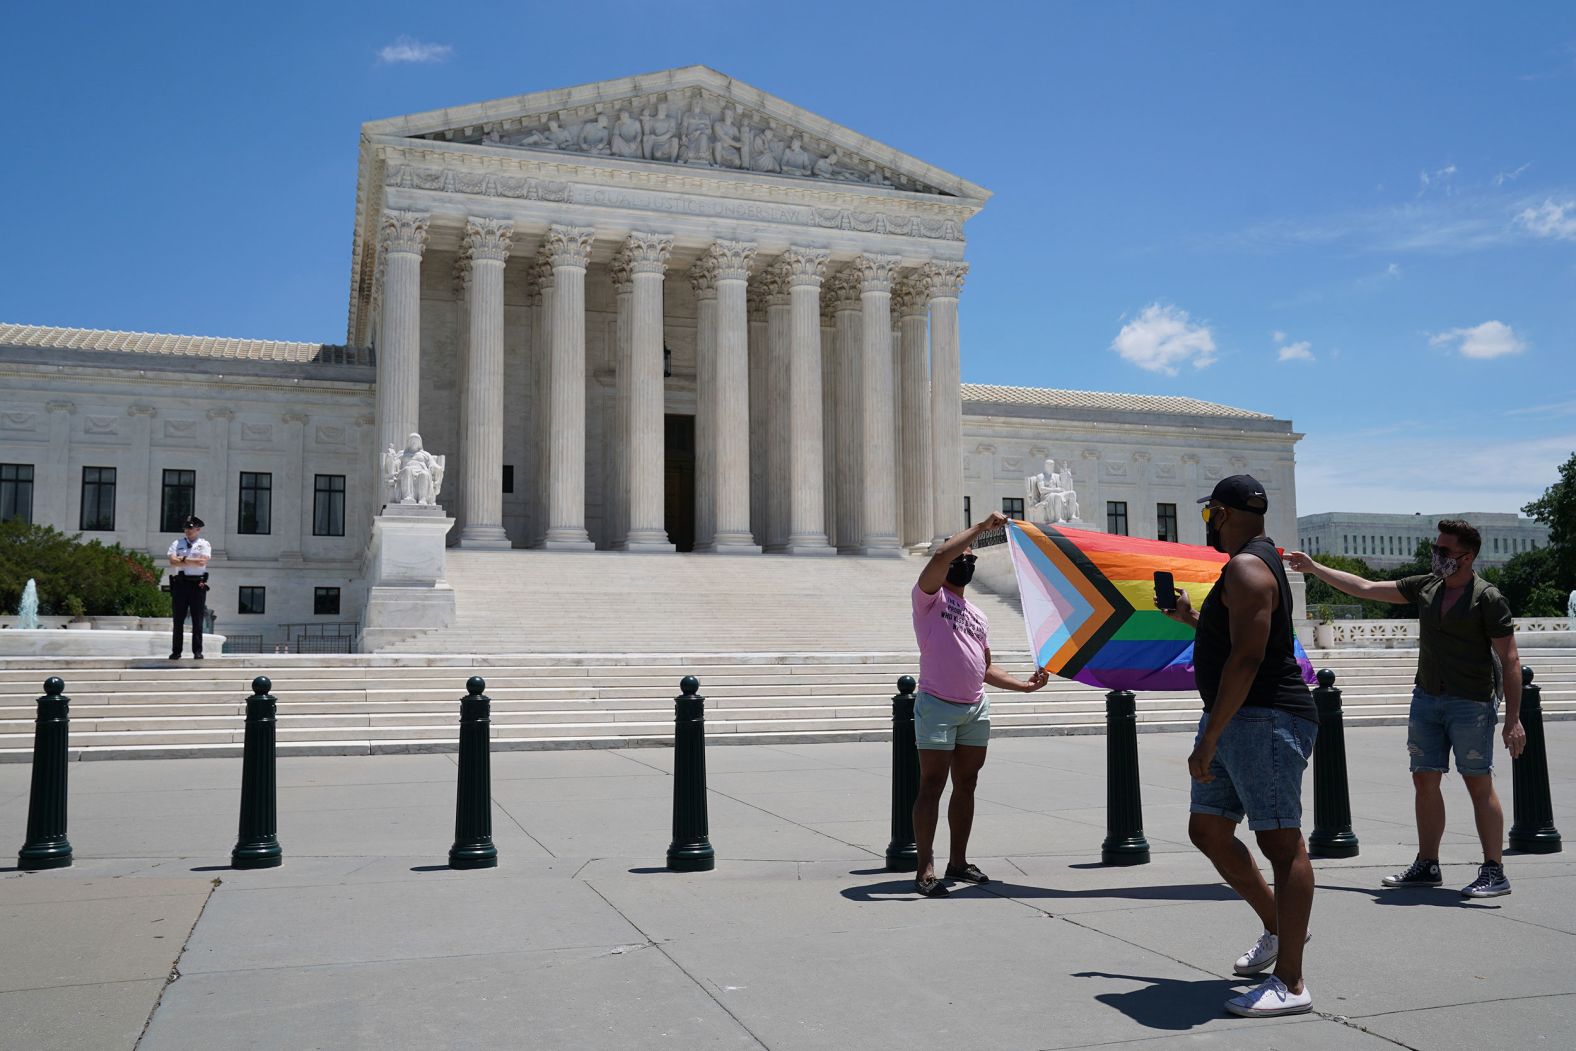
[17,579,40,630]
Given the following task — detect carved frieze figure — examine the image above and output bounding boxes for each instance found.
[781,135,813,176]
[712,106,744,168]
[578,114,612,155]
[544,119,574,150]
[643,102,678,162]
[390,433,446,506]
[680,101,712,165]
[482,128,503,145]
[750,127,782,173]
[517,124,549,147]
[612,109,643,158]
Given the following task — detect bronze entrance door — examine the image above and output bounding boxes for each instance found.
[664,414,696,552]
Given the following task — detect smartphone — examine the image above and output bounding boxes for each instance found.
[1153,570,1176,612]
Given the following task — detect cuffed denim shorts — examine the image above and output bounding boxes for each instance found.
[1408,688,1498,777]
[914,690,990,750]
[1190,708,1317,831]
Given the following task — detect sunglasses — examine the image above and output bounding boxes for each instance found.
[1200,504,1225,524]
[1431,544,1467,559]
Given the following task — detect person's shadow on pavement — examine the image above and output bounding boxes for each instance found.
[840,876,1239,904]
[1071,971,1243,1031]
[1316,882,1503,910]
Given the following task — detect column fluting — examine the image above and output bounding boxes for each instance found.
[895,275,932,549]
[924,261,969,547]
[375,211,429,492]
[828,270,863,554]
[709,240,760,553]
[782,247,834,555]
[544,225,595,550]
[621,232,675,552]
[855,254,902,556]
[459,217,513,548]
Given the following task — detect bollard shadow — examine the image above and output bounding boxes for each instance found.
[840,879,1238,904]
[189,865,233,873]
[627,866,677,874]
[1317,883,1503,910]
[1070,971,1243,1031]
[409,865,453,873]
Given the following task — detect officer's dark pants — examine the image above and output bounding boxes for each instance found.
[170,576,206,657]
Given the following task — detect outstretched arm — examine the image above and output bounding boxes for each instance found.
[983,646,1050,693]
[1283,551,1406,604]
[917,511,1006,595]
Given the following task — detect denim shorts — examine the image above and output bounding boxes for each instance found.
[1190,708,1317,831]
[1408,688,1498,776]
[914,691,990,750]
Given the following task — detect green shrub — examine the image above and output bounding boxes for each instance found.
[0,520,171,617]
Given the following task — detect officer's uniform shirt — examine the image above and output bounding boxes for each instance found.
[167,536,212,575]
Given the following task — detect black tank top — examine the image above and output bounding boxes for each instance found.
[1194,536,1316,722]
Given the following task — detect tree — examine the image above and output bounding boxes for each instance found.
[1489,546,1566,617]
[0,520,170,617]
[1522,450,1576,602]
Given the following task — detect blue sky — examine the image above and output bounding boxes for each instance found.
[3,1,1573,517]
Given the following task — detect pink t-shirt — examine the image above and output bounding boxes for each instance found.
[913,584,990,705]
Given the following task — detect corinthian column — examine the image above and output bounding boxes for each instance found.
[607,256,633,549]
[895,274,932,548]
[923,261,968,547]
[543,225,595,550]
[528,257,553,547]
[746,284,768,546]
[619,232,675,552]
[854,254,902,556]
[763,266,792,551]
[458,218,513,548]
[782,247,834,555]
[375,210,428,481]
[689,256,719,551]
[707,240,759,553]
[827,270,863,554]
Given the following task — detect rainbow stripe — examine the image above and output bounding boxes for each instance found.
[1007,521,1316,692]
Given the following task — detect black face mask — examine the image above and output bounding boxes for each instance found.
[1205,508,1227,553]
[946,557,976,588]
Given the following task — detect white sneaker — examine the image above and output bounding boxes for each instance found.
[1225,975,1313,1018]
[1233,930,1311,975]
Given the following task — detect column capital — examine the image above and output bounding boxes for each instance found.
[616,231,674,275]
[920,259,969,300]
[780,247,830,288]
[379,210,430,255]
[531,253,556,291]
[826,269,863,312]
[452,256,473,295]
[851,254,902,295]
[544,225,594,269]
[892,272,930,317]
[461,217,513,264]
[688,257,718,299]
[610,254,634,294]
[760,262,793,305]
[747,282,769,320]
[707,240,757,282]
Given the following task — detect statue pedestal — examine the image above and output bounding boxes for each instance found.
[361,505,456,652]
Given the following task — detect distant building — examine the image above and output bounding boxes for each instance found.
[1295,511,1550,570]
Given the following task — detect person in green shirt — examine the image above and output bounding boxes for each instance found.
[1286,519,1524,898]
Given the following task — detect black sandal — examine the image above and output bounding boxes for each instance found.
[945,863,990,885]
[915,875,950,897]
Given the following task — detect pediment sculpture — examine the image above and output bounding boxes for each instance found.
[425,90,944,195]
[383,433,447,507]
[1026,458,1081,525]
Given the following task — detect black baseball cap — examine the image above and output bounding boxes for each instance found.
[1197,475,1268,514]
[182,515,205,529]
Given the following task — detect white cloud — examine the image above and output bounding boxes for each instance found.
[1277,340,1315,363]
[1516,199,1576,240]
[377,35,453,64]
[1494,162,1532,187]
[1271,330,1287,343]
[1109,304,1217,375]
[1385,262,1403,278]
[1417,164,1458,198]
[1429,320,1527,360]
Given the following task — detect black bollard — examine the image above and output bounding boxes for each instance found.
[231,676,282,869]
[449,676,498,869]
[1308,669,1360,858]
[884,675,920,872]
[17,677,72,871]
[667,675,714,872]
[1102,689,1151,866]
[1509,666,1562,854]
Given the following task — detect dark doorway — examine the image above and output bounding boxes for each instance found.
[664,414,696,552]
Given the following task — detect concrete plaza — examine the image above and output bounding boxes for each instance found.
[3,722,1572,1050]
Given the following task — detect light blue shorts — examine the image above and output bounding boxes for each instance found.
[1408,688,1497,777]
[914,690,990,750]
[1190,708,1317,831]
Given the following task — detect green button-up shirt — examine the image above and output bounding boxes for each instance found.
[1395,574,1514,703]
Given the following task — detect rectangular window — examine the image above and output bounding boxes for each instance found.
[313,474,346,537]
[313,586,341,616]
[502,465,514,494]
[1107,501,1129,536]
[1156,502,1179,543]
[963,496,971,528]
[160,469,196,531]
[0,463,34,524]
[237,586,266,615]
[1001,497,1024,519]
[237,472,272,535]
[80,466,117,531]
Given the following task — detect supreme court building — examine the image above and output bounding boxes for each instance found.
[0,67,1302,646]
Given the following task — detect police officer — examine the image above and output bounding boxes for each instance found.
[166,514,211,659]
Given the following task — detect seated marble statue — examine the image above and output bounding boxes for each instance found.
[643,103,678,163]
[578,115,612,155]
[712,108,744,168]
[612,110,642,158]
[780,136,813,176]
[1025,458,1078,524]
[681,104,712,165]
[544,119,575,150]
[388,433,446,506]
[750,128,782,173]
[1569,588,1576,630]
